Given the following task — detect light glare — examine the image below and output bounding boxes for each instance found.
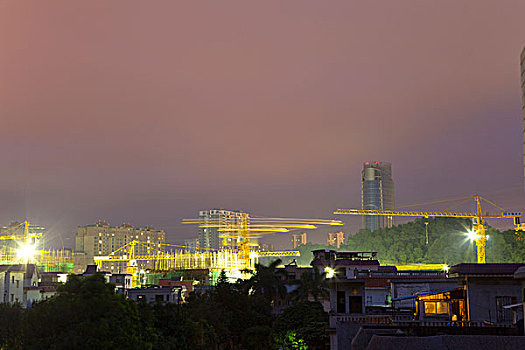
[325,267,336,278]
[16,244,37,262]
[466,229,479,241]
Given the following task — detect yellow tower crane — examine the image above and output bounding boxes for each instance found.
[334,195,523,264]
[0,221,43,263]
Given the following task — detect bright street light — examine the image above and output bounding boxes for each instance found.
[324,267,336,279]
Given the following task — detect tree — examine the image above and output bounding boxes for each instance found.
[292,268,328,302]
[242,259,286,301]
[24,273,152,350]
[186,272,273,349]
[272,301,328,350]
[0,303,23,350]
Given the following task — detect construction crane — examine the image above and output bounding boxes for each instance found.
[183,214,343,270]
[0,221,42,242]
[334,195,523,264]
[94,239,249,287]
[255,251,300,258]
[0,221,43,263]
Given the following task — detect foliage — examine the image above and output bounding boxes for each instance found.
[0,303,23,350]
[273,331,308,350]
[296,218,525,265]
[291,268,328,302]
[186,271,274,349]
[242,259,286,301]
[272,301,328,350]
[23,273,151,350]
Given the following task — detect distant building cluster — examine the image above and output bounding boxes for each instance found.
[327,231,345,248]
[361,161,395,231]
[74,221,165,273]
[291,232,307,249]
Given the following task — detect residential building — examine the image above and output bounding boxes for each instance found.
[0,264,44,308]
[320,254,525,349]
[292,232,307,249]
[521,46,525,188]
[361,161,394,231]
[327,232,345,248]
[183,238,199,253]
[127,286,184,303]
[448,263,525,324]
[75,221,165,273]
[0,265,24,305]
[198,209,248,250]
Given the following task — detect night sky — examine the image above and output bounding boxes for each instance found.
[1,1,524,249]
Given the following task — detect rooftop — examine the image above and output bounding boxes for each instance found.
[449,263,525,276]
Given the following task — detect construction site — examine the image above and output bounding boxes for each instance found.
[0,194,523,290]
[0,221,74,273]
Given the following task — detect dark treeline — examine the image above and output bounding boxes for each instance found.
[0,268,328,350]
[294,218,525,266]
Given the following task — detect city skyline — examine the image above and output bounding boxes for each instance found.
[0,2,524,248]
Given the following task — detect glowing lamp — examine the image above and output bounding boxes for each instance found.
[325,267,336,279]
[466,229,479,241]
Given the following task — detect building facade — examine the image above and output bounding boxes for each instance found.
[292,232,307,249]
[361,161,394,231]
[327,232,345,248]
[198,209,248,250]
[521,47,525,189]
[75,221,165,273]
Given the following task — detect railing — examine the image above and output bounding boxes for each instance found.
[395,320,514,328]
[335,315,392,324]
[335,315,514,328]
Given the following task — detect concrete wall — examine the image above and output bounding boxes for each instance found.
[330,281,366,314]
[365,288,389,306]
[466,278,522,323]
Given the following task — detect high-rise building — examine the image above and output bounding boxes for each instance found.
[361,161,395,231]
[327,231,345,248]
[75,221,165,273]
[198,209,248,251]
[292,232,307,249]
[520,47,525,189]
[184,238,199,253]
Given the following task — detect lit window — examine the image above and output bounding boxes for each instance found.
[424,301,449,315]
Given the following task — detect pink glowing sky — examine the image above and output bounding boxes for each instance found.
[1,1,524,248]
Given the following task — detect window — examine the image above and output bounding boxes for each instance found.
[155,295,164,302]
[424,301,449,315]
[366,296,373,305]
[16,280,19,288]
[496,296,516,323]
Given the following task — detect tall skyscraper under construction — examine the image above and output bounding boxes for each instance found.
[520,47,525,189]
[361,161,395,231]
[198,209,247,250]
